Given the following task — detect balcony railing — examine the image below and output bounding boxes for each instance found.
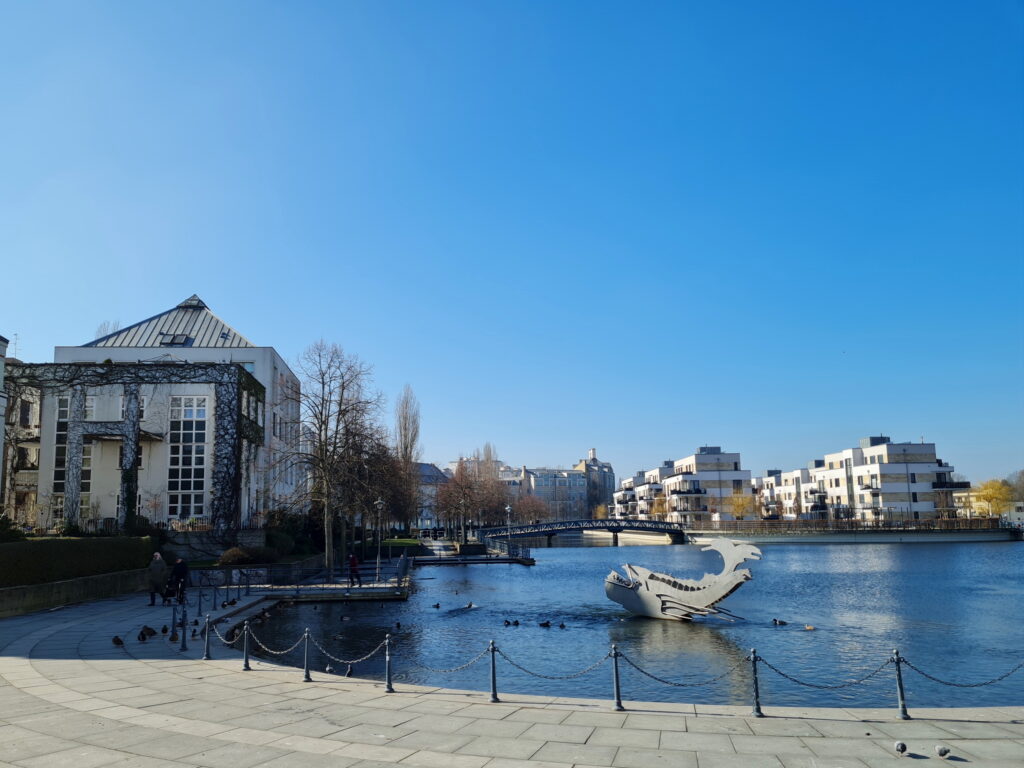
[933,481,971,490]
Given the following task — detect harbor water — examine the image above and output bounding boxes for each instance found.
[249,540,1024,707]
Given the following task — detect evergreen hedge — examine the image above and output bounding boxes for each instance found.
[0,536,156,588]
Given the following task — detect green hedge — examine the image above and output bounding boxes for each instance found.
[0,536,156,588]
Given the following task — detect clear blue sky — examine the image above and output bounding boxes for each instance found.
[2,1,1022,483]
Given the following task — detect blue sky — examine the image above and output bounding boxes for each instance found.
[2,1,1022,482]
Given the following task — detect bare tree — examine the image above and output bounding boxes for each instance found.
[94,319,120,339]
[391,385,421,530]
[284,341,388,577]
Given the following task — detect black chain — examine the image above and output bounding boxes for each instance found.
[756,656,892,690]
[901,657,1024,688]
[619,653,748,688]
[497,648,610,680]
[406,647,490,674]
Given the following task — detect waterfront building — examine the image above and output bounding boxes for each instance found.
[524,466,588,520]
[414,462,449,530]
[612,446,753,524]
[3,296,301,532]
[754,436,967,521]
[952,489,1024,524]
[574,448,616,516]
[752,467,814,518]
[444,450,612,521]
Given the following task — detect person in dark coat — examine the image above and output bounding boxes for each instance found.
[147,553,168,606]
[348,553,362,587]
[168,557,189,604]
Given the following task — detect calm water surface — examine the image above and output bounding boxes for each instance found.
[251,541,1024,707]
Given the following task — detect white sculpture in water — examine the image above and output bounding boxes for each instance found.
[605,539,762,621]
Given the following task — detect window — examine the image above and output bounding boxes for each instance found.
[120,396,147,421]
[910,472,917,483]
[19,400,32,428]
[911,492,919,503]
[84,396,95,420]
[167,396,208,518]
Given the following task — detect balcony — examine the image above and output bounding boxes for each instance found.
[669,488,706,495]
[933,481,971,490]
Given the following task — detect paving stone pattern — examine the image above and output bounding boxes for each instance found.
[1,591,1021,767]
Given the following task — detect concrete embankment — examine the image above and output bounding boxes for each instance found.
[1,590,1022,767]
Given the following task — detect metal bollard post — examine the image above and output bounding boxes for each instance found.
[610,644,624,711]
[892,648,910,720]
[180,606,188,651]
[242,621,251,671]
[489,640,500,703]
[302,628,312,682]
[384,634,395,693]
[749,649,763,718]
[202,615,212,660]
[171,604,177,633]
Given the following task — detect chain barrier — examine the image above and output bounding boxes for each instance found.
[310,635,387,666]
[618,653,749,688]
[405,647,490,674]
[248,629,306,656]
[497,648,610,680]
[755,656,892,690]
[901,657,1024,688]
[211,622,243,646]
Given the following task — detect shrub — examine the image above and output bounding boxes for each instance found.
[217,545,280,566]
[0,536,155,588]
[0,516,26,543]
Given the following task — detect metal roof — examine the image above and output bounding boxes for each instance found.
[83,295,255,349]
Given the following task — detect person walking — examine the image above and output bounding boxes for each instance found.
[169,557,189,605]
[348,552,362,587]
[147,552,167,606]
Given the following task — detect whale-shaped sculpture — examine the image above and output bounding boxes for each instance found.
[605,539,762,621]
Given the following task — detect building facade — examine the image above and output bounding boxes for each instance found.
[753,436,967,521]
[414,462,449,530]
[612,446,753,524]
[3,296,301,532]
[574,448,616,516]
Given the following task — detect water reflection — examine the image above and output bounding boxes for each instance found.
[250,541,1024,706]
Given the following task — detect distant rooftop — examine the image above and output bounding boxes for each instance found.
[82,295,255,349]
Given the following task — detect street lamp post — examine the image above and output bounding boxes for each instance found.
[505,504,512,555]
[374,498,385,582]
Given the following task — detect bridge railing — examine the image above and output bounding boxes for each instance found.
[480,536,531,560]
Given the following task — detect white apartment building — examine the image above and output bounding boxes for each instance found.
[753,467,814,519]
[753,436,966,521]
[613,447,753,524]
[4,296,302,531]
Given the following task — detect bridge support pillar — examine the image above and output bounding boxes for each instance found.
[611,531,618,547]
[546,534,556,548]
[667,533,687,545]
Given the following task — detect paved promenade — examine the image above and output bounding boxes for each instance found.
[1,591,1021,768]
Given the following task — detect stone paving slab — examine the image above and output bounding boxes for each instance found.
[0,590,1021,768]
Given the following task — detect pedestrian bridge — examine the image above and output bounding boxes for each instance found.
[479,518,687,543]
